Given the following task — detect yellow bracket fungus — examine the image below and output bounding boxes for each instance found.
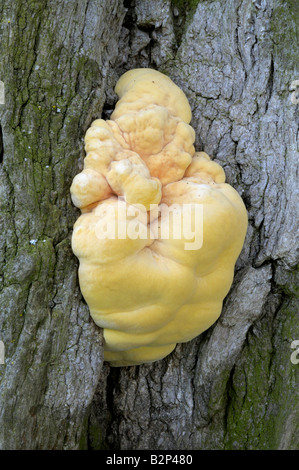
[70,68,248,367]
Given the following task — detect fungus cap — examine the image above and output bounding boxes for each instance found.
[113,68,192,123]
[70,68,248,367]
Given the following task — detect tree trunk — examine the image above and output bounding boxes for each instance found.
[0,0,298,450]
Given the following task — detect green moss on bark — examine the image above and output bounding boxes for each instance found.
[271,0,299,75]
[225,297,299,450]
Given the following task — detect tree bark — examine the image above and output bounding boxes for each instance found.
[0,0,298,450]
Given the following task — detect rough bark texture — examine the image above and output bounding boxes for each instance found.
[0,0,298,450]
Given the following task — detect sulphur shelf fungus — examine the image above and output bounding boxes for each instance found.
[70,68,248,367]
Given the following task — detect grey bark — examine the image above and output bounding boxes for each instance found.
[0,0,298,450]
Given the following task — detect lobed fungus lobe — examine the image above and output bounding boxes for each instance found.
[71,68,248,367]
